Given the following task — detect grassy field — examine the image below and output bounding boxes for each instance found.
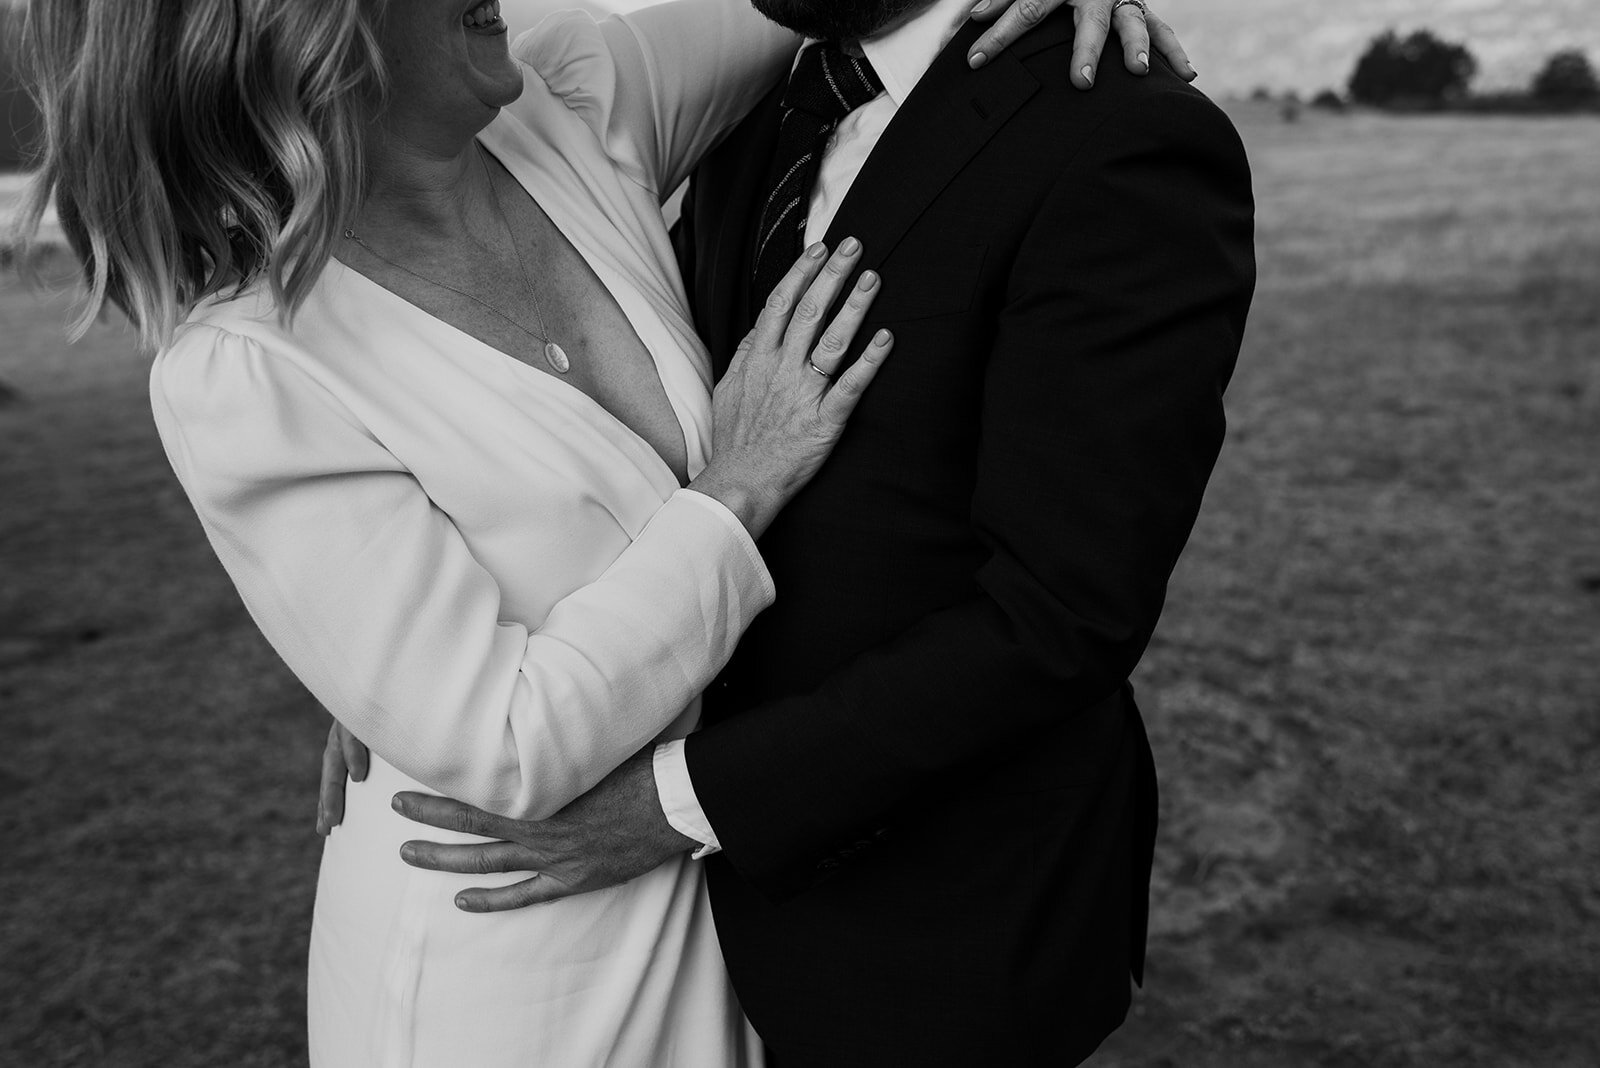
[3,104,1598,1066]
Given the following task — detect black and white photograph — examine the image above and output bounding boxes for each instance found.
[1,0,1596,1064]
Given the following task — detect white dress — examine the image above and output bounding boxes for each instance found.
[148,5,797,1065]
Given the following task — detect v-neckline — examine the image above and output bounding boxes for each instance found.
[336,260,686,503]
[478,117,693,488]
[334,117,694,493]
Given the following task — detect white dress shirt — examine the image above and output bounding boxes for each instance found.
[654,0,981,856]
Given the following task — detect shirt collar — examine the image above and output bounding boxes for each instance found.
[854,0,977,107]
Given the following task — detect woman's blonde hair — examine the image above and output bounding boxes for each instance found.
[16,0,388,350]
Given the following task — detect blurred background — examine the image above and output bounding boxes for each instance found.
[2,1,1598,1065]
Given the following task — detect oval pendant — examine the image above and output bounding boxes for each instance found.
[544,341,571,374]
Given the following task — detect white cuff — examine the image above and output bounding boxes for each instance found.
[652,739,722,858]
[674,488,776,605]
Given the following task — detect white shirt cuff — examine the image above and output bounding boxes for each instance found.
[653,738,722,858]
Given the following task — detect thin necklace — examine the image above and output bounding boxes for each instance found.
[342,146,571,374]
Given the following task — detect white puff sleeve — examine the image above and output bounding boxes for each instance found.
[150,324,774,820]
[513,0,799,198]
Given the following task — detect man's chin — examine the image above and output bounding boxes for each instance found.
[749,0,929,41]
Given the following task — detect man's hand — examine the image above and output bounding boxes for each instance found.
[392,749,698,913]
[968,0,1196,86]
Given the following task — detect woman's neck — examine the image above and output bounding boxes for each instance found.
[359,124,495,245]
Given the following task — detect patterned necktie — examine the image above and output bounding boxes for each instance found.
[751,42,884,305]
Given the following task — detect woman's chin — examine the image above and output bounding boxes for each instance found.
[463,34,523,109]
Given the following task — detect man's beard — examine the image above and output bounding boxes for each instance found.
[749,0,931,41]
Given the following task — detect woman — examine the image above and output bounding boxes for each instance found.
[19,0,1189,1062]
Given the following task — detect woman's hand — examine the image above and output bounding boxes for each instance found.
[968,0,1196,86]
[315,720,369,836]
[690,239,892,540]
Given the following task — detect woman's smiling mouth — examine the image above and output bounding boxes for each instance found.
[462,0,505,34]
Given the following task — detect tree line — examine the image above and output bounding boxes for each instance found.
[1333,32,1599,113]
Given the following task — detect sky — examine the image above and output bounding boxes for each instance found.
[503,0,1600,96]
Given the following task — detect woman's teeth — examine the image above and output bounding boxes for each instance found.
[463,0,503,28]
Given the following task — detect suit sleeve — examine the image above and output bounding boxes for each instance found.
[684,89,1257,899]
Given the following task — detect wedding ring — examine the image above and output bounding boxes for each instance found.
[807,358,832,380]
[1112,0,1148,16]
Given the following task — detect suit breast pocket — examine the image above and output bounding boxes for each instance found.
[871,243,988,323]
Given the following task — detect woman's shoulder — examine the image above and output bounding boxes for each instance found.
[506,7,625,118]
[497,6,665,189]
[158,286,295,390]
[151,281,364,454]
[502,1,797,199]
[508,1,650,82]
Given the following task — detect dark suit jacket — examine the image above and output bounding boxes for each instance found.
[675,15,1255,1066]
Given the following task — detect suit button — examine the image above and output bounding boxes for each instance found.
[816,857,841,872]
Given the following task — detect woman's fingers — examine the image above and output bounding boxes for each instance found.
[783,237,864,355]
[967,0,1060,69]
[316,723,348,836]
[336,723,368,783]
[748,242,829,357]
[968,0,1194,85]
[819,329,894,426]
[809,269,881,377]
[1067,1,1115,88]
[1148,11,1196,80]
[735,236,868,378]
[1112,1,1153,76]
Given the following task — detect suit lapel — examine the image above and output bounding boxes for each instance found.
[820,21,1043,268]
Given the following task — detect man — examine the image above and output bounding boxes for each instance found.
[357,0,1254,1061]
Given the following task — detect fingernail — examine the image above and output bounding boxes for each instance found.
[858,271,878,290]
[840,236,861,255]
[399,843,416,862]
[807,242,826,259]
[968,50,988,69]
[875,329,892,345]
[455,895,475,911]
[1081,65,1094,85]
[1137,52,1148,69]
[970,0,990,12]
[391,794,404,812]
